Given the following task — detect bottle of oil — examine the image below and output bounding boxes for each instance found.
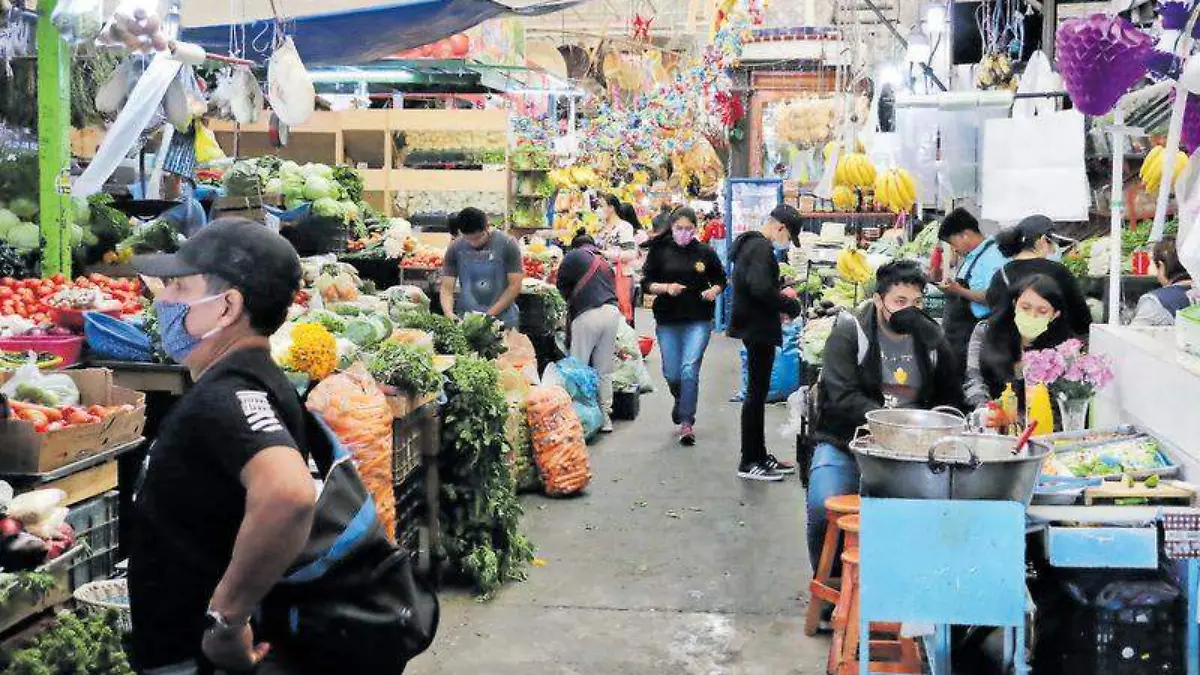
[999,382,1019,435]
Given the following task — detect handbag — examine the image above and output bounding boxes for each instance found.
[258,410,439,674]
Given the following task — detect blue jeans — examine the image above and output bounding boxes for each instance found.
[805,442,861,572]
[656,320,713,426]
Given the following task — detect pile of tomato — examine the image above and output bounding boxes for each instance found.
[0,273,143,323]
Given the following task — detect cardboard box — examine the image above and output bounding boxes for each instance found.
[0,369,146,474]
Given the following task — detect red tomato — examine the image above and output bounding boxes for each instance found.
[50,274,65,284]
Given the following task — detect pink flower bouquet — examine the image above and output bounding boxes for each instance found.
[1024,339,1114,402]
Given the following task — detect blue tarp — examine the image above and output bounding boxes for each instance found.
[181,0,583,67]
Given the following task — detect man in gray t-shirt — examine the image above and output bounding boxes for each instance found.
[440,207,524,327]
[878,331,922,408]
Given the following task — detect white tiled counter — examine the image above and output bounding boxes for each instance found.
[1090,324,1200,478]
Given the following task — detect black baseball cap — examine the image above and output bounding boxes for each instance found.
[134,218,302,333]
[1016,215,1073,245]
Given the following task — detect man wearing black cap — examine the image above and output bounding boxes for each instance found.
[728,204,804,481]
[128,218,316,674]
[936,207,1007,371]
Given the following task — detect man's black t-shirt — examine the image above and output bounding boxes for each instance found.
[129,347,307,669]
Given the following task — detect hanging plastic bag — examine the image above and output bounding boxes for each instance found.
[51,0,104,46]
[267,37,315,128]
[0,355,81,406]
[74,55,182,197]
[96,0,168,53]
[194,120,225,163]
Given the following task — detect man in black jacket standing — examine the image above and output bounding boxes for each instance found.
[729,205,804,481]
[804,260,964,568]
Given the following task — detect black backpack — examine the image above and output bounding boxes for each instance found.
[258,410,439,674]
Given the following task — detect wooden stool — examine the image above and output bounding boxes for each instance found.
[832,549,923,675]
[805,494,861,636]
[838,514,860,552]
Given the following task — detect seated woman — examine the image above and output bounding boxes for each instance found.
[986,215,1092,337]
[1131,236,1194,325]
[965,274,1078,409]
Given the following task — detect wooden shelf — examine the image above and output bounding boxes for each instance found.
[398,168,508,192]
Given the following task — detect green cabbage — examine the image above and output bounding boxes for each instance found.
[303,175,336,201]
[0,209,18,237]
[342,318,378,348]
[8,198,36,221]
[69,223,84,247]
[264,177,283,195]
[71,196,91,225]
[6,222,40,251]
[311,197,343,218]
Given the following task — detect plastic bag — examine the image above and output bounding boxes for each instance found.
[734,322,802,403]
[194,120,225,163]
[0,356,80,406]
[306,363,396,541]
[526,386,591,497]
[74,55,183,198]
[549,356,599,404]
[497,331,538,384]
[51,0,104,46]
[778,387,810,439]
[267,37,316,128]
[96,0,168,52]
[573,401,604,441]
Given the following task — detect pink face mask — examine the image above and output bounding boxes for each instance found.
[672,228,695,246]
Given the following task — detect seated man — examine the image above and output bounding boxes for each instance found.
[806,260,964,571]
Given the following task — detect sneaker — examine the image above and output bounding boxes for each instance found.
[764,454,796,475]
[737,462,784,482]
[679,424,696,446]
[600,416,614,433]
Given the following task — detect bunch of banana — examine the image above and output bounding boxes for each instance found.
[874,168,918,213]
[823,139,865,162]
[836,247,873,284]
[831,185,857,211]
[1140,145,1189,196]
[548,169,572,189]
[835,153,876,188]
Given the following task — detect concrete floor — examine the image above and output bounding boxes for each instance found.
[408,328,831,675]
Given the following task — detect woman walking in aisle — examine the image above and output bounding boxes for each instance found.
[557,230,622,433]
[729,205,804,481]
[641,207,727,445]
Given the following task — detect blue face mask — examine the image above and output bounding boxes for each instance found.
[773,242,789,260]
[1047,244,1063,262]
[153,293,227,363]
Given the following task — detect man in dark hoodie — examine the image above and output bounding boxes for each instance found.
[805,260,964,569]
[729,205,804,481]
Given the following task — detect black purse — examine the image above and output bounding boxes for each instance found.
[258,410,439,674]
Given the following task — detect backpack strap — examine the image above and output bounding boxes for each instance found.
[572,252,609,303]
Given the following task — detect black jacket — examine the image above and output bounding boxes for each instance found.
[728,231,801,345]
[815,304,965,446]
[640,237,727,324]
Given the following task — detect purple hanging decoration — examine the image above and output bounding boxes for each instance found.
[1056,13,1155,115]
[1160,0,1192,30]
[1146,49,1184,79]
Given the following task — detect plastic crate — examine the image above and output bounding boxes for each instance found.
[64,491,120,590]
[1061,579,1183,675]
[611,391,640,421]
[394,470,423,555]
[392,406,432,488]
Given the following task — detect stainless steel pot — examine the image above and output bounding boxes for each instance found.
[861,406,967,456]
[850,434,1051,505]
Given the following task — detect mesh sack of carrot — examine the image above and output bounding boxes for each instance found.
[526,385,591,496]
[306,362,397,540]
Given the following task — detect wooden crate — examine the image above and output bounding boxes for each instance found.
[1083,479,1196,506]
[0,551,77,635]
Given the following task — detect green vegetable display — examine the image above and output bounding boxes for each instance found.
[459,313,507,359]
[394,311,470,355]
[1,609,133,675]
[368,342,441,395]
[439,356,534,598]
[0,571,56,608]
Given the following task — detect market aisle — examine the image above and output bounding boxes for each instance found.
[409,321,827,675]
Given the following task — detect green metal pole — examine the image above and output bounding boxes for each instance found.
[36,0,72,279]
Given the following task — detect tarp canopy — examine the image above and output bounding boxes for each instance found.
[180,0,582,66]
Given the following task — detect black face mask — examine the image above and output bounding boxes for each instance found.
[886,306,942,343]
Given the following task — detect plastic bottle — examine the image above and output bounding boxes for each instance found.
[999,382,1019,435]
[1026,382,1055,437]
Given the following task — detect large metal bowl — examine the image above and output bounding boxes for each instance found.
[850,433,1051,505]
[862,406,967,456]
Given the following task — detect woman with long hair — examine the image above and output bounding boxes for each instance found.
[1132,236,1195,325]
[965,273,1078,408]
[641,207,726,445]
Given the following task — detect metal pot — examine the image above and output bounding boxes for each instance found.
[850,434,1051,505]
[861,406,967,456]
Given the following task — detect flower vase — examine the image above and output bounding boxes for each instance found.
[1057,396,1090,433]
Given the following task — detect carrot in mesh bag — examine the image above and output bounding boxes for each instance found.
[526,386,591,497]
[305,362,397,540]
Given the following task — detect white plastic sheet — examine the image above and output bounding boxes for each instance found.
[980,109,1090,223]
[73,55,183,198]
